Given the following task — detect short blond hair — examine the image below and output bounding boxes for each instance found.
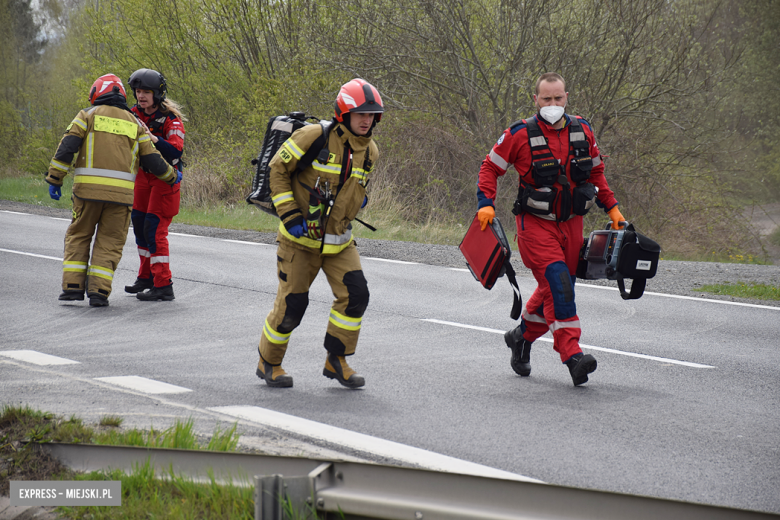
[535,73,566,95]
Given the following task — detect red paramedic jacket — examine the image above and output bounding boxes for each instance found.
[131,106,185,171]
[477,114,618,213]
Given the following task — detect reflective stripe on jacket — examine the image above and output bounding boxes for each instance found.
[477,114,617,213]
[270,122,379,255]
[46,105,176,206]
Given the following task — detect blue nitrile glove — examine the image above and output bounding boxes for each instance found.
[287,220,308,238]
[175,170,183,184]
[49,184,61,200]
[361,196,367,208]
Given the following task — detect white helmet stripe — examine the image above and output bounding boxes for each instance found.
[341,93,357,108]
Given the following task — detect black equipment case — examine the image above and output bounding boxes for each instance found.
[577,222,661,299]
[459,214,522,319]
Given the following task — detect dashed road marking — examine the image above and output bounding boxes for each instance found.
[210,405,541,483]
[95,376,192,394]
[0,350,79,365]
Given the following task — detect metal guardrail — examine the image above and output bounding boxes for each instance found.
[44,443,779,520]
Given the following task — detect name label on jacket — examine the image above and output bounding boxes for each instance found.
[94,115,138,139]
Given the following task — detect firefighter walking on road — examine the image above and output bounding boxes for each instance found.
[476,73,626,386]
[256,78,383,389]
[124,68,187,301]
[45,74,178,307]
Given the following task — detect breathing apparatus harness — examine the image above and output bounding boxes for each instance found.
[512,116,597,221]
[295,121,376,246]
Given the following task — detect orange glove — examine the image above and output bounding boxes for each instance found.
[607,206,626,230]
[477,206,495,231]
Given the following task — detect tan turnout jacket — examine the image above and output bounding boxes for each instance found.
[270,121,379,255]
[46,104,176,206]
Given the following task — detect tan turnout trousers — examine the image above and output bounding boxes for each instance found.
[62,196,132,298]
[258,240,368,366]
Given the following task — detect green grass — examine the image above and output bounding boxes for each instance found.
[2,172,776,255]
[656,250,770,265]
[0,173,469,245]
[0,173,74,210]
[98,415,124,427]
[0,404,293,520]
[60,464,256,520]
[699,282,780,300]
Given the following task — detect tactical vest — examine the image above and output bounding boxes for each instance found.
[512,116,597,221]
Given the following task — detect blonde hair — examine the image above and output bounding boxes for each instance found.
[160,97,188,122]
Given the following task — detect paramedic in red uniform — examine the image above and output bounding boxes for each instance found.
[476,72,626,386]
[124,68,186,301]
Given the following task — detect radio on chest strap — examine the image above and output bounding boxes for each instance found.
[512,116,598,221]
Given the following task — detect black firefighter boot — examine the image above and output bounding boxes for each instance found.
[88,293,109,307]
[565,353,598,386]
[504,326,532,376]
[256,355,293,388]
[125,277,153,294]
[137,283,175,301]
[323,353,365,389]
[58,290,84,301]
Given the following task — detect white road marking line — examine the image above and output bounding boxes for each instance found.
[0,210,31,215]
[0,350,79,365]
[50,217,70,221]
[5,358,535,481]
[222,240,269,246]
[578,283,780,310]
[0,248,62,261]
[95,376,192,394]
[422,319,506,335]
[363,257,419,265]
[449,266,780,311]
[420,319,715,368]
[3,212,777,311]
[210,405,541,483]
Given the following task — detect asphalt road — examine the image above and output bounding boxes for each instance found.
[1,209,779,514]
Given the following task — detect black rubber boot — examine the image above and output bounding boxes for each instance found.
[565,353,597,386]
[88,294,109,307]
[137,283,175,301]
[125,277,153,294]
[504,326,532,376]
[58,291,84,301]
[256,359,293,388]
[323,354,365,389]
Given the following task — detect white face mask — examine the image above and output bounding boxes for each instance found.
[539,105,565,125]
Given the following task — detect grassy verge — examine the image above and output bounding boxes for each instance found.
[0,173,468,245]
[0,173,75,211]
[0,404,323,520]
[2,173,777,261]
[698,282,780,301]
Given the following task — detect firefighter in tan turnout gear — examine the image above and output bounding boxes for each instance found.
[45,74,178,307]
[257,78,383,389]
